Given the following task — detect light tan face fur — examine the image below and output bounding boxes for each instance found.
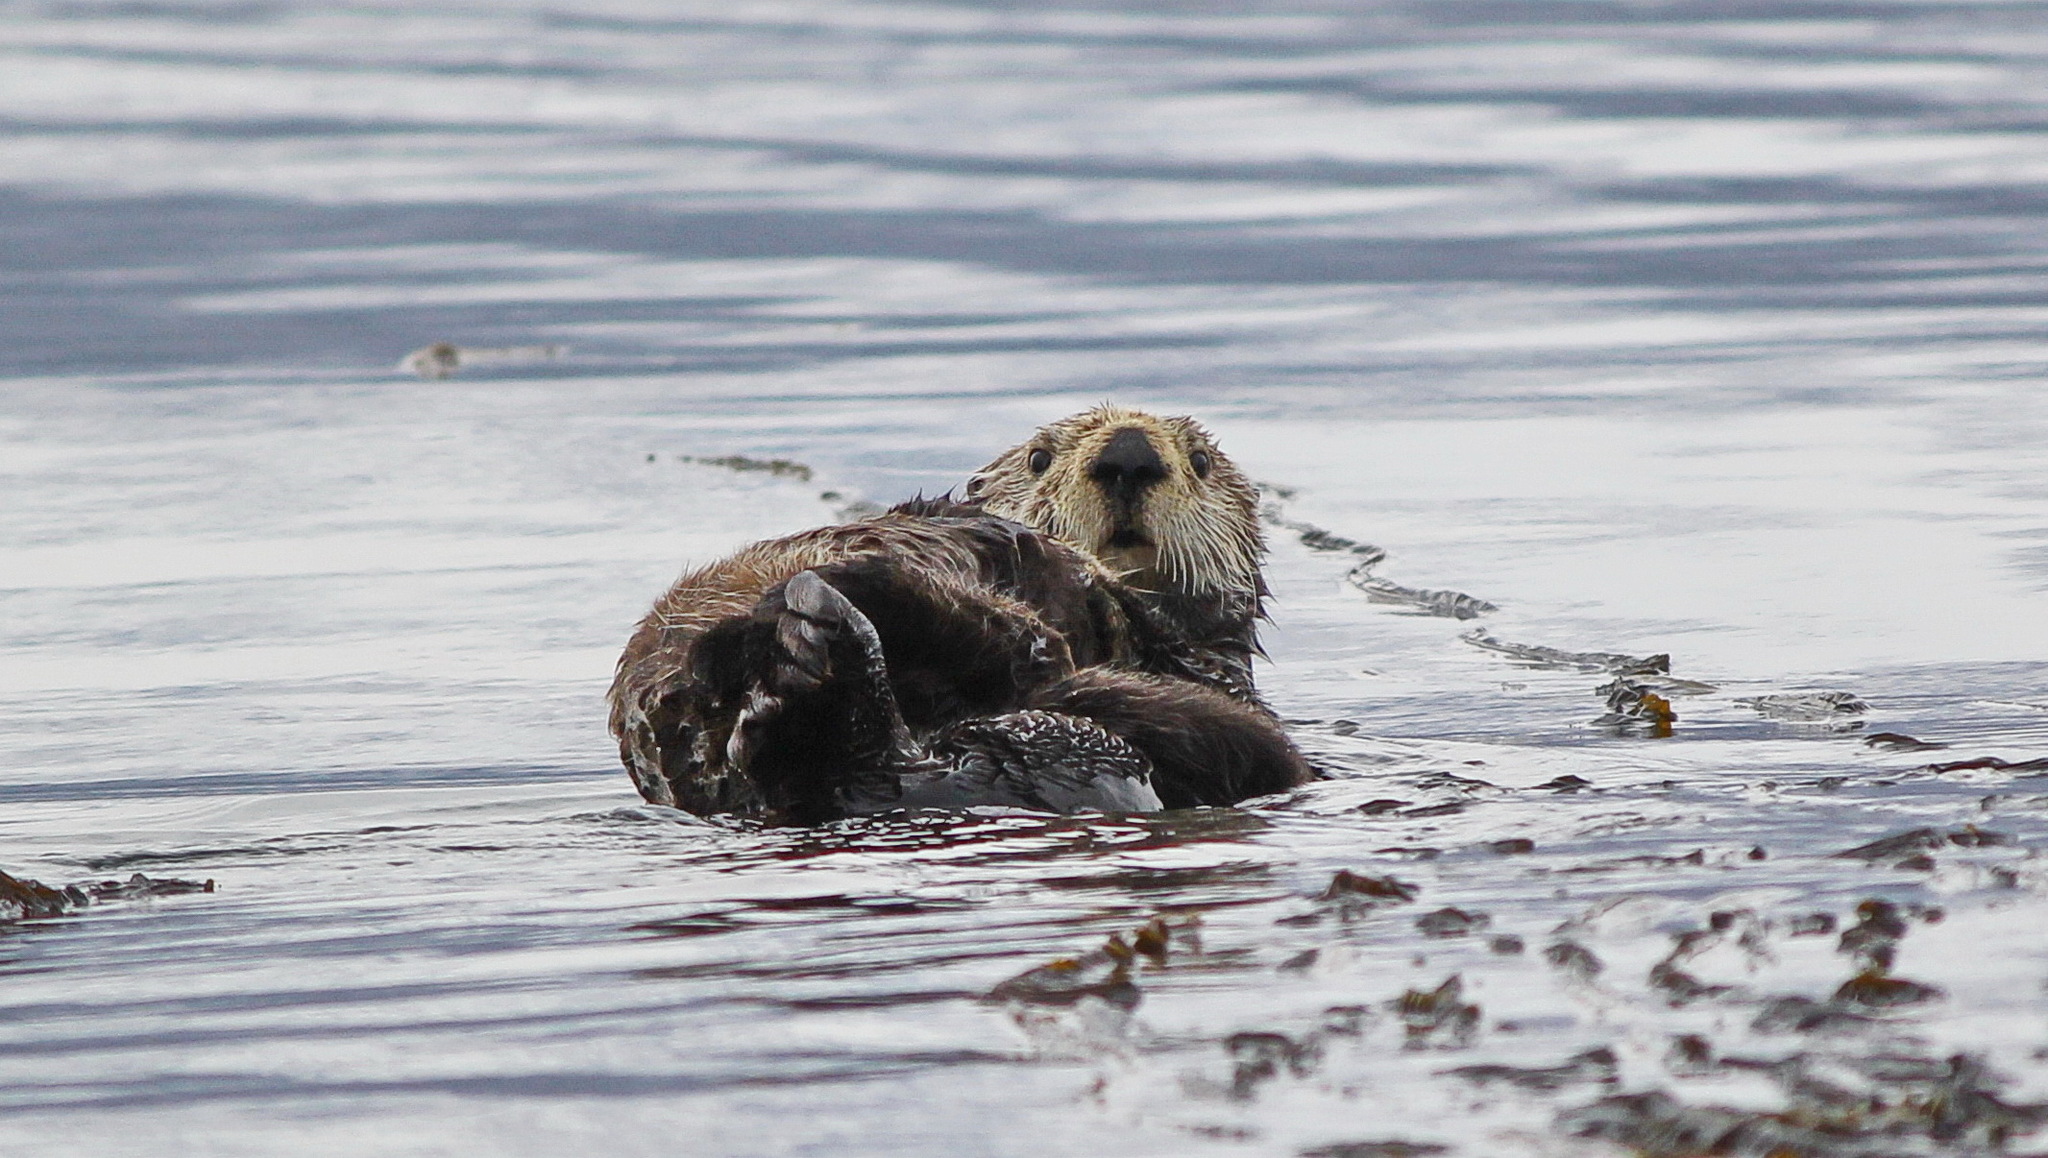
[964,405,1263,597]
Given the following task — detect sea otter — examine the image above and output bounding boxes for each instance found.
[607,407,1307,823]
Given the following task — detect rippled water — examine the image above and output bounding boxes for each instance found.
[5,0,2048,1154]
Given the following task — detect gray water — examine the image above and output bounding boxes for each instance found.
[4,0,2048,1154]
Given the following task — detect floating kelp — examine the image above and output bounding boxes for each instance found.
[1558,848,1708,876]
[1254,489,1493,618]
[1834,830,1948,862]
[1750,994,1878,1034]
[1414,907,1490,938]
[1788,912,1838,937]
[1649,961,1732,1006]
[1737,691,1869,720]
[85,873,216,900]
[1264,515,1388,567]
[1927,755,2048,774]
[1544,940,1605,980]
[1,869,214,922]
[1255,488,1389,567]
[1347,571,1497,620]
[1444,1047,1617,1092]
[1598,677,1677,734]
[1393,975,1479,1050]
[1298,1142,1446,1158]
[986,916,1173,1009]
[1567,1089,1880,1158]
[1833,969,1944,1010]
[0,870,79,921]
[1451,628,1723,731]
[679,454,815,481]
[1318,870,1418,906]
[1564,1051,2046,1156]
[1865,732,1948,752]
[1832,826,2011,865]
[1643,919,1763,1007]
[1459,630,1669,675]
[1836,899,1912,970]
[1226,1030,1322,1099]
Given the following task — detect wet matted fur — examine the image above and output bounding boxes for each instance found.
[607,408,1307,823]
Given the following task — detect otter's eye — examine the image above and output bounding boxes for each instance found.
[1190,450,1212,479]
[1028,448,1053,474]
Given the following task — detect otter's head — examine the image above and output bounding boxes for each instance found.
[965,406,1263,598]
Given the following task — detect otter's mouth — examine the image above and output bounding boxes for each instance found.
[1105,526,1152,550]
[1095,520,1161,584]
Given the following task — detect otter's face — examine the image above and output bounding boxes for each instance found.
[964,406,1263,597]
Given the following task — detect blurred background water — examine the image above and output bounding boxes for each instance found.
[3,1,2048,1154]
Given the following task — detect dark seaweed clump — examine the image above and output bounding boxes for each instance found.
[1,868,214,922]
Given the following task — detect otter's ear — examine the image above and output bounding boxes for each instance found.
[963,474,985,498]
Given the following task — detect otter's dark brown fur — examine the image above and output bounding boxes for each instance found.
[607,408,1306,823]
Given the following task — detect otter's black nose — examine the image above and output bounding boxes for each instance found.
[1089,428,1168,496]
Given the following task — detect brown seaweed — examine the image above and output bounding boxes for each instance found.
[1445,1047,1618,1092]
[1565,1051,2046,1156]
[985,916,1174,1009]
[1393,975,1480,1050]
[1,869,214,923]
[1864,732,1947,752]
[1597,677,1677,733]
[1319,870,1419,906]
[1348,570,1498,619]
[1460,629,1669,675]
[1927,755,2048,774]
[1736,691,1869,720]
[1414,907,1490,938]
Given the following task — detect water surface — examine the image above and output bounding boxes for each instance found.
[4,1,2048,1154]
